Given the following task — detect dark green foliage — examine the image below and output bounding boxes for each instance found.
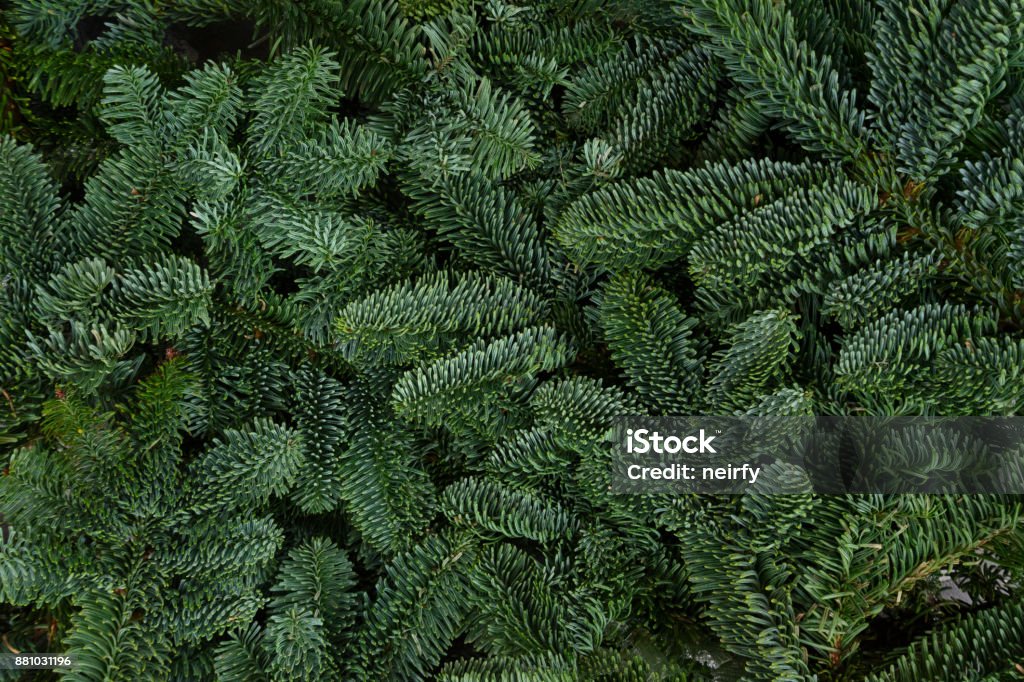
[442,477,575,542]
[288,370,347,514]
[1,1,1024,681]
[678,0,869,162]
[351,532,478,679]
[865,600,1024,681]
[868,0,1024,181]
[707,309,800,412]
[336,271,548,367]
[594,272,703,414]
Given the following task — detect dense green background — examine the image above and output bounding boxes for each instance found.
[1,0,1023,680]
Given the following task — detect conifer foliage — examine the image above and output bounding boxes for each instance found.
[1,0,1024,680]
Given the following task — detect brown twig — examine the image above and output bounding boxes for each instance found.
[1,632,21,654]
[0,387,16,418]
